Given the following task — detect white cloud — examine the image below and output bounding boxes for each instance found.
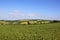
[8,10,40,20]
[0,10,46,20]
[27,13,35,16]
[0,10,60,20]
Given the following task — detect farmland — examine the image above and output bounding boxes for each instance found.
[0,22,60,40]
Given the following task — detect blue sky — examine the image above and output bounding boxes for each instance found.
[0,0,60,20]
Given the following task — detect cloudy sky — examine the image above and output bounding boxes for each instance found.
[0,0,60,20]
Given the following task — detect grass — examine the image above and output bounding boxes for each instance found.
[0,23,60,40]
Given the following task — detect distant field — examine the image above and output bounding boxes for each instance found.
[0,23,60,40]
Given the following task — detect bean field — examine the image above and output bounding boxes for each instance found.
[0,23,60,40]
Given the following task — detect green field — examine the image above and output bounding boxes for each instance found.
[0,23,60,40]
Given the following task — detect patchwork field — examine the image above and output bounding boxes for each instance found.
[0,23,60,40]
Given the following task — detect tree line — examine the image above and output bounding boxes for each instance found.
[0,20,60,25]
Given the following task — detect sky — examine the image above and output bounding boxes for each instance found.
[0,0,60,20]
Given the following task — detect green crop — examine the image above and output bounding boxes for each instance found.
[0,23,60,40]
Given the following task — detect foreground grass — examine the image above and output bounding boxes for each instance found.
[0,23,60,40]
